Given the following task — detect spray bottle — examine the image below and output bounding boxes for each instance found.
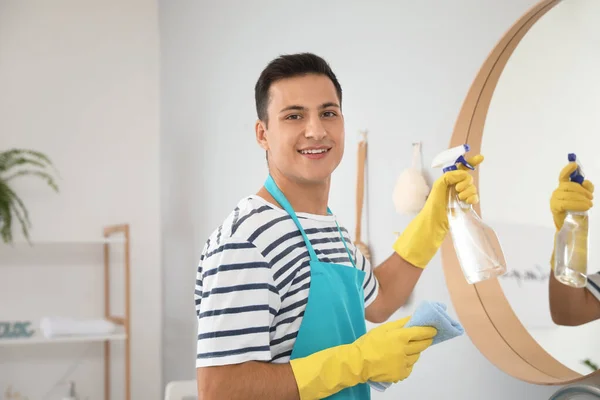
[366,145,505,394]
[554,153,589,288]
[431,144,507,284]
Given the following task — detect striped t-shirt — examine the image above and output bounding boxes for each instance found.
[588,272,600,301]
[195,195,379,368]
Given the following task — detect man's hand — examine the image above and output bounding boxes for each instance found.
[392,154,484,269]
[197,316,437,400]
[366,154,483,322]
[290,316,436,400]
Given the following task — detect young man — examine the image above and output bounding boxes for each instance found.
[549,162,600,326]
[194,52,482,400]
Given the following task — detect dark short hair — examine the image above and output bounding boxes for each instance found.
[254,52,343,127]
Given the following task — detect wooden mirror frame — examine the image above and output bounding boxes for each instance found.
[443,0,600,385]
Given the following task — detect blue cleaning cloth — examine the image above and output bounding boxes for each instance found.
[368,301,464,392]
[404,300,464,344]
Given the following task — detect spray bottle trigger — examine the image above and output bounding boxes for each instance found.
[456,155,474,170]
[567,153,585,184]
[571,172,585,184]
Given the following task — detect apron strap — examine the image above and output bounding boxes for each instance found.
[265,175,319,262]
[265,175,357,268]
[333,215,358,269]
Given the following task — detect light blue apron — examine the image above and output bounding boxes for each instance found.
[265,175,371,400]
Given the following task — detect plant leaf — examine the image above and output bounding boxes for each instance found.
[1,157,48,174]
[0,148,55,168]
[0,148,60,244]
[0,149,60,180]
[0,181,32,244]
[3,183,32,226]
[4,170,59,192]
[0,188,14,244]
[583,358,598,371]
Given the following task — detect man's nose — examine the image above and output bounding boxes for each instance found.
[305,116,326,140]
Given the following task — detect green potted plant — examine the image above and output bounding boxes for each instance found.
[0,149,59,244]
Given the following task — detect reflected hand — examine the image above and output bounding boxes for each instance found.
[549,162,594,271]
[550,162,594,230]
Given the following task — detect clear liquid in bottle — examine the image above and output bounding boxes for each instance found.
[554,153,589,288]
[554,210,588,288]
[447,186,507,284]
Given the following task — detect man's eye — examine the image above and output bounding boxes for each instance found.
[322,111,337,118]
[286,114,301,120]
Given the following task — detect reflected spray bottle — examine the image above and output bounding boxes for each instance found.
[554,153,589,288]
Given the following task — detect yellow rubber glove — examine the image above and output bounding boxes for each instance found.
[393,154,484,268]
[290,316,437,400]
[549,162,594,269]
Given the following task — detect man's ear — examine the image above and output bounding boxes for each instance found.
[255,119,269,151]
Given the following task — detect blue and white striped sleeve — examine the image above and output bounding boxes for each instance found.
[195,238,280,368]
[355,248,379,308]
[588,272,600,302]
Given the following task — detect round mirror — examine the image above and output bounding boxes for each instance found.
[443,0,600,385]
[481,0,600,376]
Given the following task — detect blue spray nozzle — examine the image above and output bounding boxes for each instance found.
[568,153,585,184]
[432,144,475,173]
[442,156,474,173]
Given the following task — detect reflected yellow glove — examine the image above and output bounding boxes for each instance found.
[290,316,437,400]
[549,162,594,269]
[550,162,594,230]
[393,154,484,268]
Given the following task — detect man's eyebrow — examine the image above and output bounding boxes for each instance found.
[279,102,340,113]
[279,105,306,113]
[319,102,340,109]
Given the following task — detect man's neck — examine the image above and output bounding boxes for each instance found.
[257,170,331,216]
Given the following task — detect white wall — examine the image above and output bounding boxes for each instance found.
[480,0,600,376]
[0,1,162,399]
[159,0,563,398]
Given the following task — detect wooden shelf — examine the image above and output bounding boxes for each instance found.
[0,327,127,346]
[0,223,131,400]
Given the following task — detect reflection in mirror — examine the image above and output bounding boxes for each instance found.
[479,0,600,375]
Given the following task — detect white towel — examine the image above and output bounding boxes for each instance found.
[39,317,117,338]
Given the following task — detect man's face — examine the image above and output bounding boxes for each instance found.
[256,74,344,185]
